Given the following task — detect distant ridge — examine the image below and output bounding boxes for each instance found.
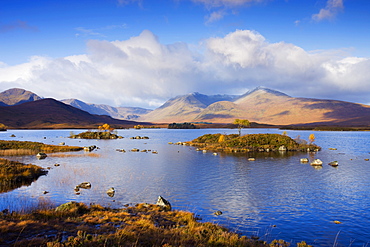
[139,87,370,126]
[61,98,152,120]
[0,98,148,128]
[0,88,42,106]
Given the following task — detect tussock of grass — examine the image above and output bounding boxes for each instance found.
[188,133,321,153]
[0,202,312,247]
[0,158,47,193]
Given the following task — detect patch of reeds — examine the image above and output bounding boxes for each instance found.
[48,153,101,158]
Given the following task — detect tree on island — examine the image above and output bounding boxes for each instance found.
[233,119,250,136]
[98,123,113,132]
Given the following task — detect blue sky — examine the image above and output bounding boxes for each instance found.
[0,0,369,108]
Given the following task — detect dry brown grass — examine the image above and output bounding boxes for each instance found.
[0,202,297,247]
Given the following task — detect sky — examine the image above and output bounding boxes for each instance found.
[0,0,369,108]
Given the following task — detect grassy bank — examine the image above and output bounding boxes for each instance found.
[0,202,311,247]
[187,133,320,153]
[0,158,47,193]
[0,140,83,156]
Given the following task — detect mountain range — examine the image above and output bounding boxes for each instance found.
[1,87,370,127]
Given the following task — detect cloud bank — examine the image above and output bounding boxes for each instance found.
[0,29,369,108]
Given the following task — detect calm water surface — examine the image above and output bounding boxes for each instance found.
[1,128,370,246]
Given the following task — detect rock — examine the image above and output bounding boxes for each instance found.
[54,163,60,167]
[214,210,222,216]
[116,149,126,152]
[248,158,255,161]
[168,142,173,144]
[84,145,96,152]
[334,220,342,224]
[77,182,91,189]
[329,148,337,150]
[213,152,218,156]
[43,191,49,194]
[106,187,115,197]
[328,161,339,167]
[55,201,87,213]
[142,136,149,139]
[59,142,65,145]
[310,159,323,166]
[10,134,16,137]
[152,150,158,154]
[156,196,171,211]
[300,158,309,163]
[135,136,141,139]
[202,150,207,153]
[278,146,287,152]
[36,152,47,159]
[131,148,140,152]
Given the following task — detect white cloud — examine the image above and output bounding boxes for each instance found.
[312,0,344,21]
[0,29,369,108]
[205,10,226,24]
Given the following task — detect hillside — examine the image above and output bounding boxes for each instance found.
[0,88,42,106]
[139,87,370,126]
[140,92,238,122]
[0,98,148,128]
[61,98,152,120]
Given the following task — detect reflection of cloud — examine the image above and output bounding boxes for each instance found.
[312,0,344,21]
[0,29,369,108]
[0,20,38,33]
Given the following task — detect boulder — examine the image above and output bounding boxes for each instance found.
[36,152,47,159]
[328,161,339,167]
[278,145,287,151]
[300,158,309,163]
[106,187,115,197]
[77,182,91,189]
[156,196,171,211]
[310,159,323,166]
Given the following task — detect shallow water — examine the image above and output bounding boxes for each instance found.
[1,128,370,246]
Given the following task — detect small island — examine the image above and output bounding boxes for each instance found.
[187,133,320,153]
[69,124,123,139]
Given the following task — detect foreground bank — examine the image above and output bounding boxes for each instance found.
[0,201,312,247]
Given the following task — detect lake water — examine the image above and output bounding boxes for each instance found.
[1,128,370,246]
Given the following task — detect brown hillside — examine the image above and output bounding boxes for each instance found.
[140,87,370,126]
[0,98,148,128]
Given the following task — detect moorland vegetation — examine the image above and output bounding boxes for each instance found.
[0,201,312,247]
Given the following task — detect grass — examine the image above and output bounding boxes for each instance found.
[0,140,84,155]
[0,202,312,247]
[187,133,321,153]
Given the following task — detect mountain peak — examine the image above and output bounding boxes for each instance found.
[244,86,290,97]
[0,88,42,106]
